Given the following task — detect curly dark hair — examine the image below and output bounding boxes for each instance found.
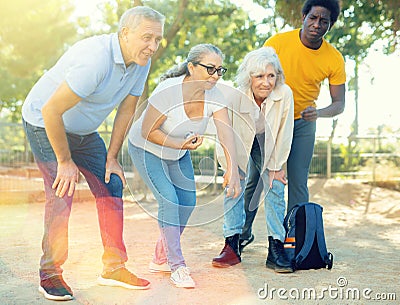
[301,0,341,26]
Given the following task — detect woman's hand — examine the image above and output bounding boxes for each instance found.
[223,169,241,198]
[182,134,203,150]
[268,169,287,188]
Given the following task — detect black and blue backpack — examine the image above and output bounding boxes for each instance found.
[283,202,333,270]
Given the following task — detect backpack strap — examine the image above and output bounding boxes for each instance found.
[284,205,299,232]
[284,202,306,233]
[283,206,299,263]
[314,204,333,269]
[294,204,317,267]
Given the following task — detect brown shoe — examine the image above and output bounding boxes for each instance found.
[212,235,241,268]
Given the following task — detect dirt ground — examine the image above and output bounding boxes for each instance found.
[1,178,399,305]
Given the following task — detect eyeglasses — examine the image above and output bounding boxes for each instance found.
[197,63,227,76]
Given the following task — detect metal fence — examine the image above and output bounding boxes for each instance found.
[1,123,400,189]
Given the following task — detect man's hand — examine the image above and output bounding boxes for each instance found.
[105,157,126,187]
[52,159,80,197]
[300,106,318,121]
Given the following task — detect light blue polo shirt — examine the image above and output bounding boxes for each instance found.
[22,33,150,135]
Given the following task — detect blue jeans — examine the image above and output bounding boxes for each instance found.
[222,168,246,238]
[287,119,316,211]
[128,142,196,272]
[242,136,287,241]
[261,176,286,241]
[23,120,127,280]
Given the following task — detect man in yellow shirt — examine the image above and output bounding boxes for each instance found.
[240,0,345,251]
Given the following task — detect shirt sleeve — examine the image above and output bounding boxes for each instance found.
[329,50,346,85]
[266,85,294,171]
[207,86,227,115]
[148,79,175,114]
[264,33,281,53]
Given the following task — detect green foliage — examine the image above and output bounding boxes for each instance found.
[329,1,390,60]
[2,0,399,123]
[273,0,303,28]
[269,0,399,58]
[340,140,362,172]
[93,0,268,94]
[0,0,77,119]
[153,0,259,82]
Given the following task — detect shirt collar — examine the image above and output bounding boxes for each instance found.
[111,33,125,66]
[267,85,284,102]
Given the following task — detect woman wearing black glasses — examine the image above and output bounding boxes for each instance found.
[127,43,241,288]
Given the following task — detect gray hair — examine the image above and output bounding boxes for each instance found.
[118,6,165,33]
[235,47,285,93]
[160,43,224,81]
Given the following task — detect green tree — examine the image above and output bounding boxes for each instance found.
[95,0,269,98]
[0,0,77,119]
[261,0,399,173]
[330,1,399,136]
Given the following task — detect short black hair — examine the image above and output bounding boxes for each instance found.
[302,0,341,26]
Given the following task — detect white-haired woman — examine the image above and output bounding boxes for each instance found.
[213,47,294,273]
[128,44,241,288]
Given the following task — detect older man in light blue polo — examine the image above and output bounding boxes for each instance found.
[22,6,164,301]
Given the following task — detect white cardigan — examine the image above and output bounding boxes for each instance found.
[216,83,294,174]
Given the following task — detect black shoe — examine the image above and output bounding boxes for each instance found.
[239,234,254,253]
[266,236,293,273]
[38,275,74,301]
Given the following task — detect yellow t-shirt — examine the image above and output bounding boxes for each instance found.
[264,29,346,119]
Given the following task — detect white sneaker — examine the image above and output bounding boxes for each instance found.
[170,266,195,288]
[149,261,171,273]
